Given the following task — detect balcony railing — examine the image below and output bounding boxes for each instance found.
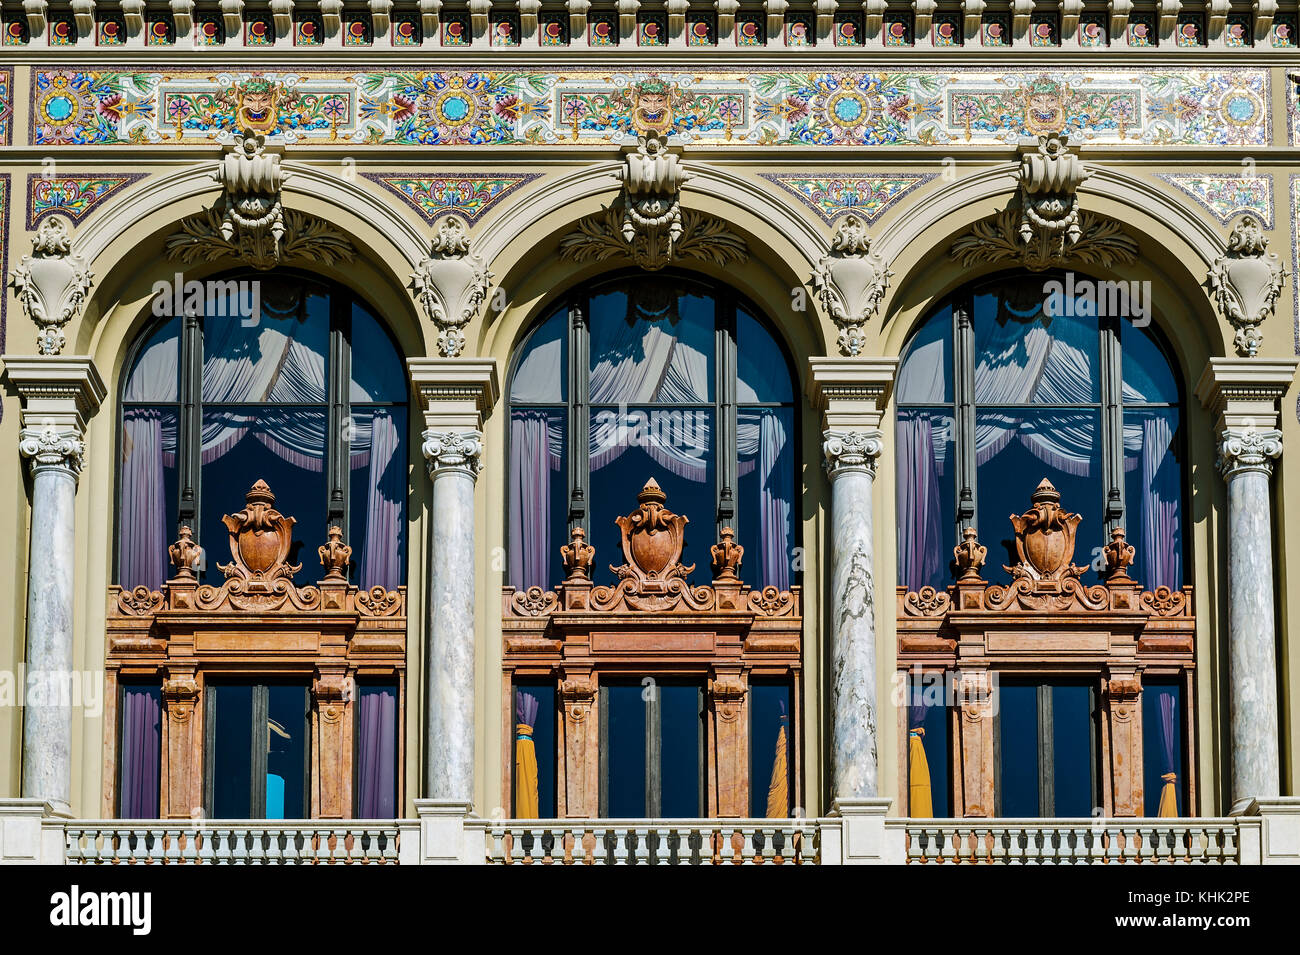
[63,821,402,865]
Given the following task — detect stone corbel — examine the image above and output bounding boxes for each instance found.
[667,0,689,40]
[1011,0,1033,40]
[912,0,936,39]
[961,0,985,42]
[313,670,353,819]
[1060,0,1083,37]
[8,216,95,356]
[1208,216,1287,358]
[220,0,243,37]
[469,0,491,38]
[410,215,494,358]
[617,0,640,39]
[169,0,194,36]
[815,0,838,41]
[161,673,201,819]
[1158,0,1181,41]
[715,0,738,36]
[955,669,995,817]
[1109,0,1131,39]
[270,0,293,34]
[1105,670,1144,816]
[1206,0,1229,40]
[559,671,598,817]
[323,0,346,33]
[568,0,590,42]
[708,672,749,817]
[518,0,541,40]
[764,0,787,39]
[23,0,48,37]
[813,215,892,357]
[419,0,441,35]
[72,0,96,34]
[120,0,145,34]
[1254,0,1277,43]
[369,0,393,35]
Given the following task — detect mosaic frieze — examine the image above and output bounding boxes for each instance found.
[26,173,145,227]
[363,173,540,223]
[28,68,1271,148]
[762,174,936,224]
[1157,173,1273,229]
[0,68,10,145]
[0,174,9,356]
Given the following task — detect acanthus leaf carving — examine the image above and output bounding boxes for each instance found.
[812,214,893,356]
[8,215,95,355]
[1217,426,1282,477]
[1207,215,1287,357]
[409,214,494,357]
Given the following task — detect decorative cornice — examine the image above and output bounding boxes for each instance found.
[822,428,883,479]
[8,215,94,356]
[421,428,484,478]
[409,214,493,358]
[18,424,85,476]
[1207,215,1287,358]
[1217,427,1282,477]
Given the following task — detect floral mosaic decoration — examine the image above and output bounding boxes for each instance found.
[1157,173,1273,229]
[762,174,937,224]
[26,173,145,228]
[363,173,540,223]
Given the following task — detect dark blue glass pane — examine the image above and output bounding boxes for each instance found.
[1142,681,1184,817]
[510,307,567,404]
[348,406,408,590]
[350,301,407,403]
[896,408,956,589]
[606,684,647,817]
[124,316,180,402]
[1123,407,1183,589]
[509,408,567,590]
[266,684,309,819]
[750,683,793,817]
[515,684,556,818]
[999,683,1039,817]
[1121,321,1179,405]
[737,407,795,589]
[589,409,714,583]
[1052,685,1095,817]
[736,309,793,403]
[897,305,952,405]
[976,410,1102,582]
[199,409,328,585]
[119,407,180,591]
[211,683,253,818]
[659,684,702,817]
[589,284,714,403]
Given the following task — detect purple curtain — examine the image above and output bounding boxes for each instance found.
[356,685,397,818]
[1141,415,1181,588]
[120,408,170,591]
[517,690,539,727]
[358,410,404,590]
[118,685,161,818]
[509,411,561,590]
[909,698,927,732]
[1157,689,1178,775]
[896,411,944,592]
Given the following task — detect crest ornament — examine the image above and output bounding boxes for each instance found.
[1005,478,1086,581]
[1207,215,1287,357]
[409,214,494,357]
[812,214,893,356]
[612,478,693,583]
[8,214,95,355]
[217,479,302,582]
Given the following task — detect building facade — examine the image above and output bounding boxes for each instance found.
[1,0,1300,864]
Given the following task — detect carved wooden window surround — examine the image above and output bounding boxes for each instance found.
[896,480,1195,818]
[104,480,406,819]
[502,479,802,818]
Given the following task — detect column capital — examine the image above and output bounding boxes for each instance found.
[822,428,884,479]
[1218,427,1283,478]
[807,356,898,432]
[4,356,105,479]
[421,428,484,478]
[407,357,500,432]
[18,425,86,477]
[1195,357,1298,433]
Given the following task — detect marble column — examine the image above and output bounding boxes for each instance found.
[1219,427,1283,805]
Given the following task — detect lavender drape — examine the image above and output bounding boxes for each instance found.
[355,410,404,590]
[738,409,792,589]
[120,408,171,591]
[517,690,539,727]
[509,411,563,590]
[897,411,945,592]
[1157,688,1178,776]
[356,685,397,818]
[119,685,161,818]
[1135,414,1181,588]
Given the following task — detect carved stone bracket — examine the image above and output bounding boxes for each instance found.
[1217,427,1282,477]
[812,215,893,357]
[8,215,95,355]
[409,215,494,357]
[1207,216,1287,358]
[18,424,86,476]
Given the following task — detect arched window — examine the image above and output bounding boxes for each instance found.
[118,272,408,592]
[507,272,798,590]
[895,271,1185,590]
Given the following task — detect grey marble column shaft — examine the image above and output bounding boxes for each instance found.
[1220,428,1283,806]
[824,429,883,803]
[18,427,84,814]
[421,429,483,804]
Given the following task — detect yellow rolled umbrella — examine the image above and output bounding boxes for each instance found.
[515,722,539,818]
[909,727,933,818]
[1157,772,1178,818]
[766,715,789,818]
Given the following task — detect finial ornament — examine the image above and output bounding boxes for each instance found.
[711,527,744,580]
[1102,526,1136,582]
[953,526,987,582]
[169,525,202,579]
[318,525,352,580]
[561,526,596,581]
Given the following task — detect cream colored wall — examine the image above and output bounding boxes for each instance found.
[2,64,1299,816]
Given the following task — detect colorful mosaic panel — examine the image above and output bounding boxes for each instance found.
[363,173,540,223]
[4,13,29,45]
[97,14,126,45]
[589,13,616,46]
[1176,14,1205,47]
[49,13,76,45]
[639,14,666,45]
[932,13,960,46]
[1225,13,1251,47]
[785,14,814,46]
[490,14,519,46]
[1030,14,1058,46]
[443,14,470,45]
[1290,177,1300,356]
[393,13,422,45]
[1128,15,1156,46]
[884,14,912,46]
[0,175,9,357]
[26,173,144,227]
[345,17,373,45]
[834,14,863,46]
[196,14,225,45]
[737,13,764,45]
[1273,13,1296,47]
[687,14,716,46]
[0,69,10,146]
[29,69,1271,149]
[1079,13,1107,47]
[539,13,568,46]
[982,15,1009,46]
[1158,173,1273,229]
[762,174,936,224]
[246,15,274,46]
[297,15,324,45]
[147,15,176,45]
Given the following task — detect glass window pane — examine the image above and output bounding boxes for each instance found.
[897,305,952,405]
[896,408,955,590]
[1143,680,1185,817]
[356,683,399,818]
[124,317,180,402]
[589,408,714,583]
[998,683,1039,817]
[751,682,793,817]
[1051,684,1095,817]
[350,301,408,403]
[200,409,328,585]
[589,283,714,404]
[1121,322,1179,405]
[266,684,310,819]
[348,407,408,590]
[509,408,567,590]
[605,683,647,818]
[514,684,555,818]
[659,683,702,817]
[976,410,1102,582]
[737,407,795,589]
[211,683,254,818]
[510,308,567,404]
[118,683,161,818]
[974,280,1099,404]
[119,407,180,590]
[736,309,793,403]
[1123,407,1183,589]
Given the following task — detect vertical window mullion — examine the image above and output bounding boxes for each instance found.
[954,295,976,534]
[250,684,269,818]
[568,296,590,535]
[178,312,203,540]
[1099,317,1125,533]
[327,292,350,537]
[598,684,609,817]
[647,685,661,817]
[1038,685,1054,818]
[716,295,737,539]
[203,684,217,814]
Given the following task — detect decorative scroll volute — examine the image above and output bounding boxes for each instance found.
[1006,478,1084,581]
[219,479,301,581]
[613,478,692,583]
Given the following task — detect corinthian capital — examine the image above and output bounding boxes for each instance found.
[1218,427,1282,477]
[19,425,86,477]
[422,428,484,478]
[823,428,883,479]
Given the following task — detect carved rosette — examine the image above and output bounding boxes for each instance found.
[822,429,883,479]
[421,428,484,478]
[8,215,95,355]
[1207,216,1287,357]
[18,425,86,477]
[812,215,893,356]
[409,215,494,358]
[1217,427,1283,477]
[1005,478,1085,581]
